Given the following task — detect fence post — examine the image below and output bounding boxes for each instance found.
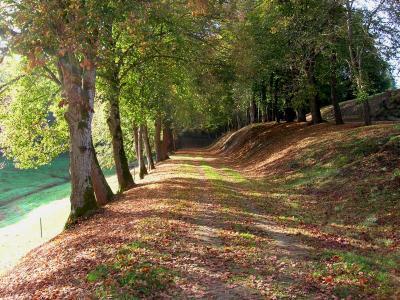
[40,217,43,238]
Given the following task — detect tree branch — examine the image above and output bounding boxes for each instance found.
[0,74,25,95]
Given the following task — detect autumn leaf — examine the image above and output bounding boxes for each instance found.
[323,276,334,284]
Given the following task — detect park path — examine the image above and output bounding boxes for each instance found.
[170,151,316,299]
[0,150,319,299]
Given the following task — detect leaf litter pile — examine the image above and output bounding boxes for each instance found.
[1,123,399,299]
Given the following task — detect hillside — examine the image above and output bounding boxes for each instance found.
[1,122,399,299]
[0,155,70,228]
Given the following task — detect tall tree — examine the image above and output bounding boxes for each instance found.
[345,0,372,125]
[142,124,155,171]
[0,0,135,221]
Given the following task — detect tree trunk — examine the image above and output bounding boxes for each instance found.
[261,109,266,122]
[285,107,297,122]
[171,129,177,151]
[236,113,241,129]
[91,140,113,206]
[260,83,267,122]
[267,106,273,122]
[346,0,371,126]
[60,56,97,223]
[330,53,344,125]
[363,100,372,126]
[138,125,148,179]
[161,123,171,160]
[250,97,256,124]
[297,108,307,122]
[142,124,155,171]
[273,86,280,123]
[133,126,139,160]
[154,116,163,163]
[306,57,323,124]
[107,92,134,191]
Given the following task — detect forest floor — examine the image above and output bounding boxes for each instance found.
[0,122,399,299]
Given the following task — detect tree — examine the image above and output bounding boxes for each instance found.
[142,124,155,171]
[344,0,399,125]
[0,58,114,209]
[345,0,373,125]
[0,0,137,221]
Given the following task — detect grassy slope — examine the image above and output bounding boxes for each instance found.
[0,155,70,227]
[212,122,400,297]
[0,169,120,275]
[0,153,121,274]
[0,155,118,228]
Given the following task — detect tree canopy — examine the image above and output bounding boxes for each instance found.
[0,0,399,220]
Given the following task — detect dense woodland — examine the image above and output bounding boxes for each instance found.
[0,0,399,223]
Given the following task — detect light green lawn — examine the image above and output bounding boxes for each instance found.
[0,155,118,228]
[0,150,142,275]
[0,166,121,275]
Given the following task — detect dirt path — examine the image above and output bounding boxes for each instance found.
[188,157,263,299]
[0,150,323,299]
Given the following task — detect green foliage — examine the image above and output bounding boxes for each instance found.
[356,89,369,104]
[87,265,110,282]
[0,64,68,169]
[92,100,115,168]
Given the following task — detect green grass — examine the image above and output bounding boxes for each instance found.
[87,265,110,282]
[0,154,70,202]
[0,155,71,227]
[283,165,339,189]
[313,250,399,297]
[0,154,117,228]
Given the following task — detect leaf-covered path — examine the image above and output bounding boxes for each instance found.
[0,149,391,299]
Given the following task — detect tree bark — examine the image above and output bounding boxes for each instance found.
[133,126,139,160]
[236,113,241,129]
[273,82,280,123]
[138,125,148,179]
[154,116,163,163]
[161,123,172,161]
[260,83,267,122]
[107,91,134,191]
[306,56,323,124]
[362,101,372,125]
[60,56,97,223]
[91,140,113,206]
[330,53,344,125]
[297,108,307,122]
[142,124,155,171]
[285,107,296,122]
[250,98,256,124]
